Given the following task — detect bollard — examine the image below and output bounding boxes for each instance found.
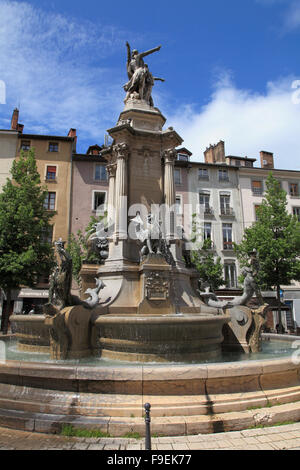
[144,402,151,451]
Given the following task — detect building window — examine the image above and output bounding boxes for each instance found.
[177,153,189,162]
[220,194,232,215]
[224,264,237,288]
[174,168,181,185]
[289,183,299,197]
[223,223,233,250]
[21,140,31,151]
[251,180,263,196]
[46,166,56,180]
[245,161,253,168]
[293,207,300,221]
[198,168,209,180]
[93,192,106,212]
[94,164,107,181]
[43,192,56,210]
[234,160,241,166]
[48,142,59,152]
[175,196,182,215]
[199,193,211,214]
[204,222,212,240]
[219,169,229,181]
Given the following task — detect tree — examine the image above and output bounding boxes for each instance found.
[191,236,224,292]
[67,214,107,293]
[235,172,300,333]
[0,149,55,333]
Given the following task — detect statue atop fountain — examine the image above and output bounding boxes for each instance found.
[123,42,164,106]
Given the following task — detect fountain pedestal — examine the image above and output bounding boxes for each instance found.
[77,100,231,362]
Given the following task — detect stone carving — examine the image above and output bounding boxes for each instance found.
[45,310,70,360]
[198,260,263,310]
[146,272,170,301]
[46,239,105,311]
[48,238,72,310]
[132,212,164,259]
[86,221,109,264]
[83,278,106,308]
[198,252,268,353]
[123,42,164,106]
[247,304,269,353]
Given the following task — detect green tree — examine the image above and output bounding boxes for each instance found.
[191,235,224,292]
[67,214,107,292]
[235,172,300,332]
[0,149,55,333]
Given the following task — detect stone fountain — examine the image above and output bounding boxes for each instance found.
[5,44,295,438]
[11,42,269,363]
[12,41,232,362]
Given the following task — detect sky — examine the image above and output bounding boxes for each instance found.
[0,0,300,169]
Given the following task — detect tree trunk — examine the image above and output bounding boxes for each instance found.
[276,285,284,334]
[1,288,11,334]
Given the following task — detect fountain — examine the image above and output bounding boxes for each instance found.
[4,43,300,436]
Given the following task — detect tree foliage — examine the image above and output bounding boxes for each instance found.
[190,214,224,291]
[67,214,107,291]
[235,173,300,291]
[0,149,55,331]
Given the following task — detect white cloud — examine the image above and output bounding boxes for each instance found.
[168,75,300,170]
[0,1,128,151]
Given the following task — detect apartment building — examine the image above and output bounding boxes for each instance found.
[0,109,21,192]
[5,110,76,315]
[238,150,300,331]
[71,144,108,235]
[178,141,244,289]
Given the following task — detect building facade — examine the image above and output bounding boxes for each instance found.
[3,110,76,315]
[71,146,108,235]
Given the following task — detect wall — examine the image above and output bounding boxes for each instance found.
[0,130,18,192]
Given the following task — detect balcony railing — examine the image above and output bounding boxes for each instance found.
[220,207,234,216]
[252,188,263,196]
[223,241,234,250]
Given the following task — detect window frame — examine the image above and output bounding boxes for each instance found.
[92,190,107,212]
[48,142,59,153]
[94,163,108,182]
[43,192,56,211]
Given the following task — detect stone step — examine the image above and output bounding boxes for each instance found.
[0,401,299,436]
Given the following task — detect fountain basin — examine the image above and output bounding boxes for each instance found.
[10,315,50,353]
[0,335,299,436]
[95,313,230,362]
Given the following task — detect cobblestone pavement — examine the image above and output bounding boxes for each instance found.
[0,423,300,450]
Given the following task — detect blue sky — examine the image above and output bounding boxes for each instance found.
[0,0,300,168]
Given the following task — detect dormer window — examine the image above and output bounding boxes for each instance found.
[177,153,189,162]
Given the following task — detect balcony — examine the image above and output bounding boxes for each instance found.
[199,206,214,217]
[223,241,234,251]
[252,188,263,196]
[220,207,234,217]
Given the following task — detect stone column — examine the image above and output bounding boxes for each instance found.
[113,143,129,242]
[106,163,117,235]
[163,148,177,241]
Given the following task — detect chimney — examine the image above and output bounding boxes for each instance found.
[68,128,77,152]
[10,108,19,131]
[260,151,274,169]
[204,140,225,164]
[17,123,24,133]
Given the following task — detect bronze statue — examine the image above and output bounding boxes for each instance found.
[124,42,164,106]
